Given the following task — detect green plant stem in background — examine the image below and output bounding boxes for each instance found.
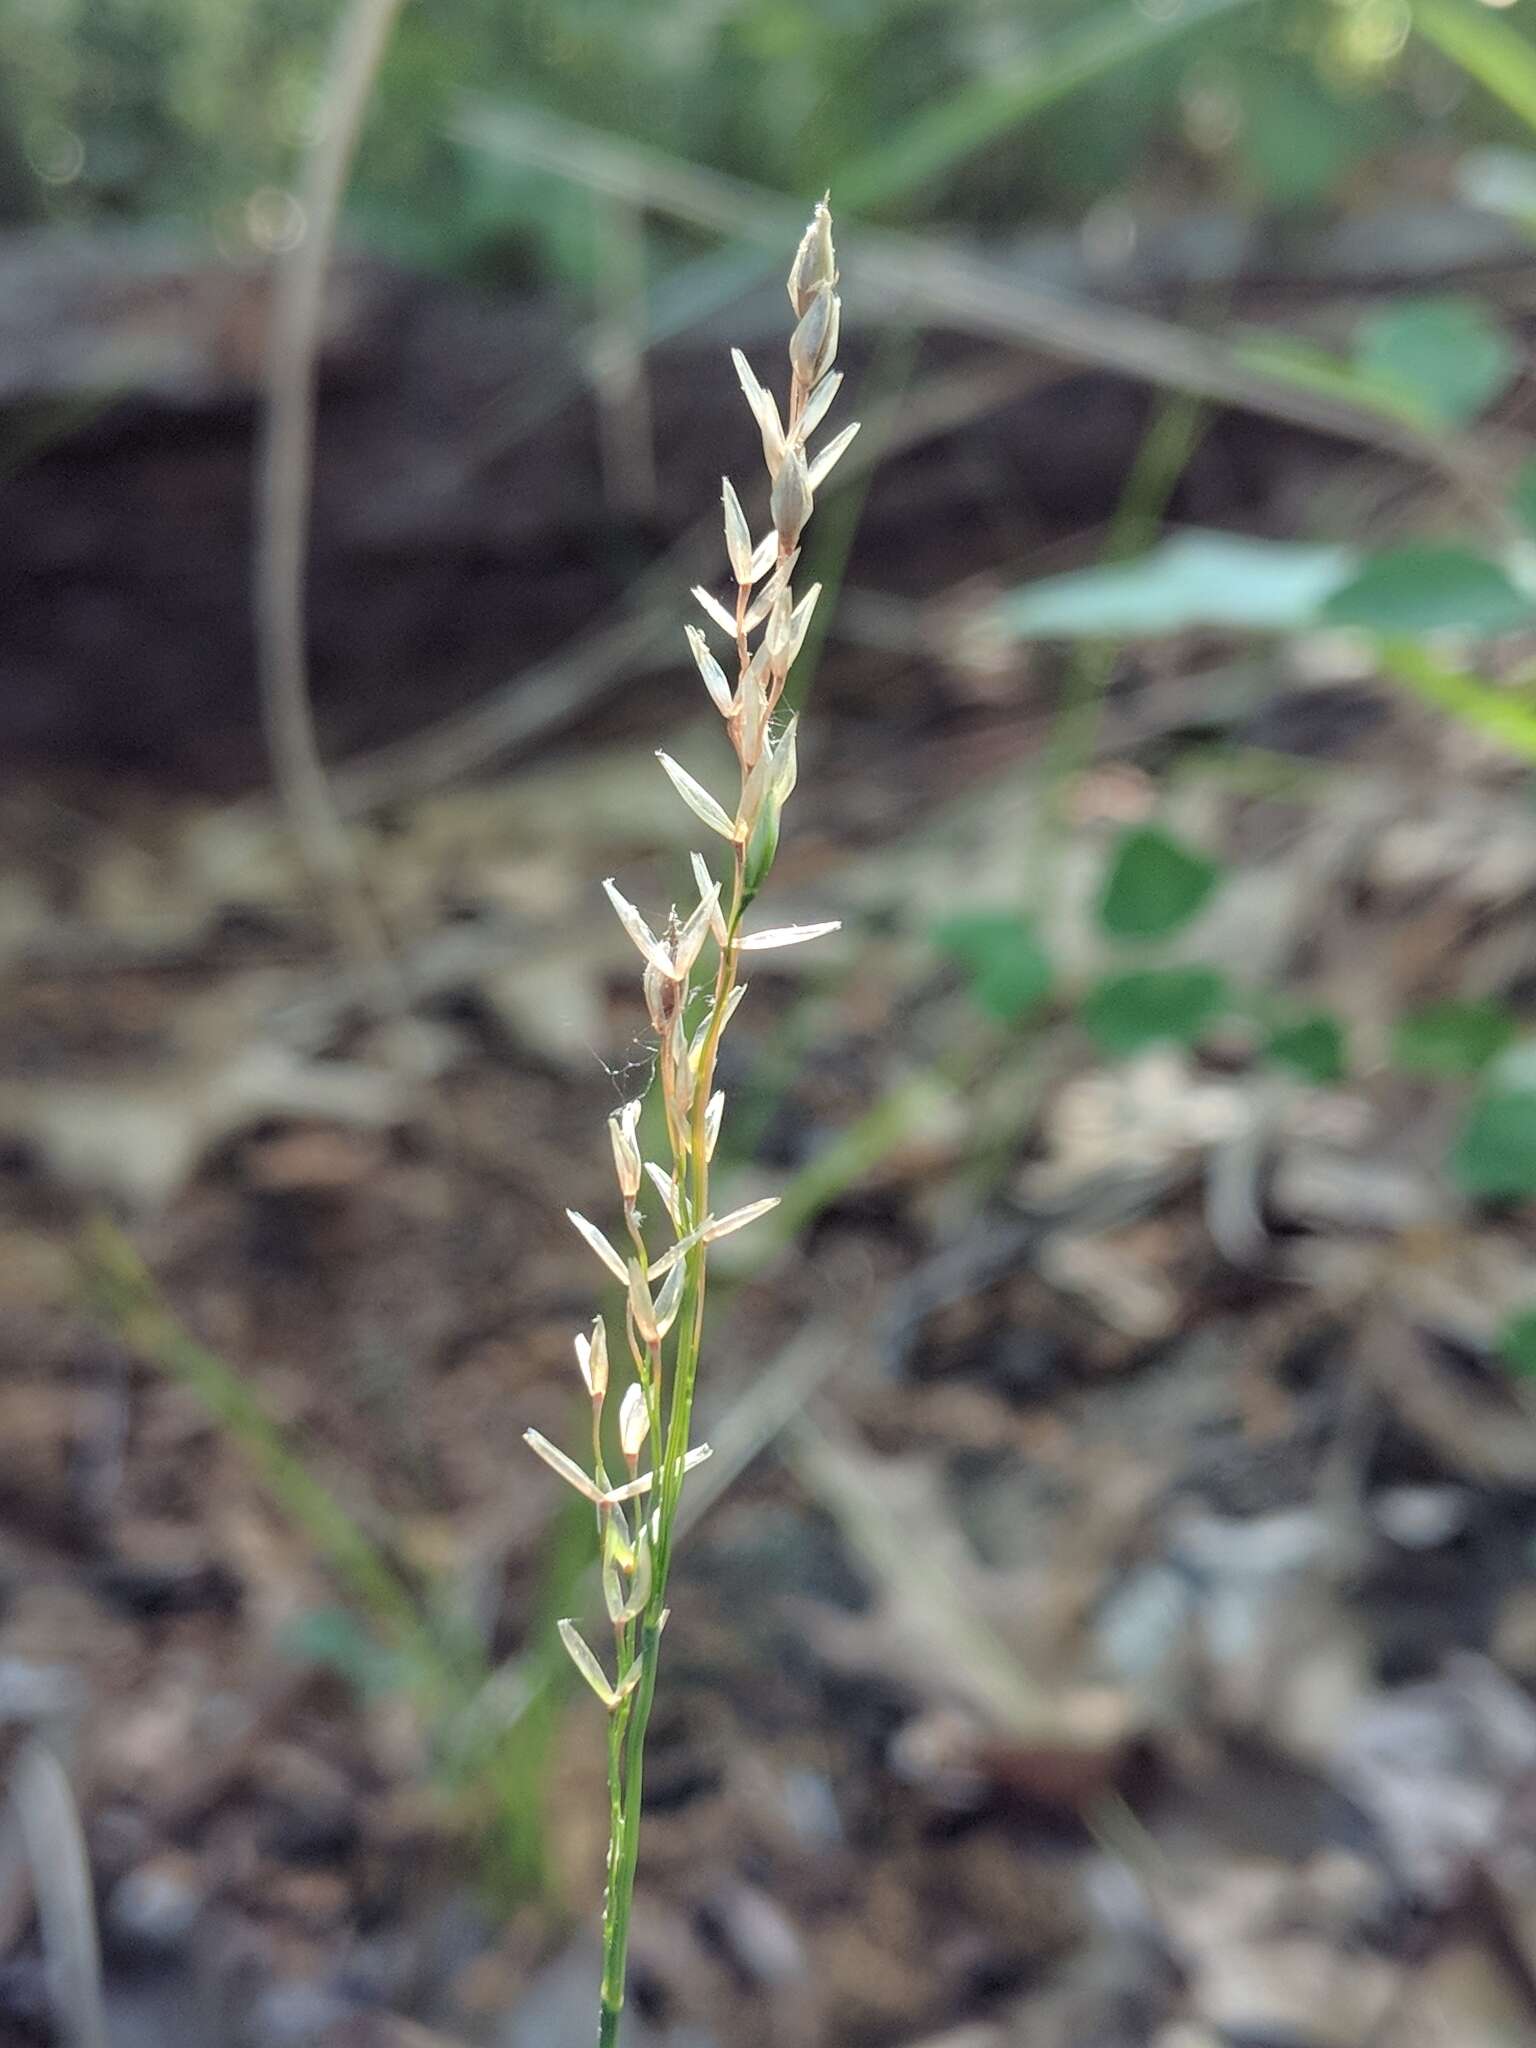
[784,321,919,715]
[83,1218,433,1660]
[1033,391,1208,872]
[1375,636,1536,764]
[1413,0,1536,135]
[83,1216,586,1910]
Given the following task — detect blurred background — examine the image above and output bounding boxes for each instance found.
[7,1,1536,2043]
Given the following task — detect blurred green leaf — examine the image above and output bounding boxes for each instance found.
[1322,547,1536,635]
[1394,999,1516,1077]
[1235,61,1360,207]
[1415,0,1536,140]
[1353,297,1516,430]
[996,532,1354,639]
[998,528,1536,654]
[934,912,1052,1022]
[1267,1012,1347,1084]
[1081,967,1228,1055]
[841,0,1262,213]
[1099,826,1220,941]
[1232,333,1441,430]
[1499,1309,1536,1378]
[281,1608,408,1699]
[1453,1089,1536,1198]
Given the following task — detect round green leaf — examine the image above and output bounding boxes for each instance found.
[1453,1089,1536,1199]
[1499,1309,1536,1379]
[1099,826,1220,942]
[1267,1013,1346,1085]
[1081,967,1228,1056]
[1394,999,1515,1078]
[1321,547,1536,637]
[1354,297,1516,431]
[934,912,1052,1023]
[1236,64,1358,209]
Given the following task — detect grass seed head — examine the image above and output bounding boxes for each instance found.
[532,204,850,2026]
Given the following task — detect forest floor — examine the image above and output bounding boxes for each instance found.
[4,246,1536,2048]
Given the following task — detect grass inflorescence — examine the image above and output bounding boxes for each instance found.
[521,198,853,2048]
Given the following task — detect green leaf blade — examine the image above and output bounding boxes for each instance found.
[1267,1013,1347,1085]
[935,912,1053,1023]
[1499,1310,1536,1379]
[1453,1089,1536,1199]
[1099,826,1220,942]
[1395,999,1516,1078]
[1082,967,1229,1055]
[1321,547,1536,636]
[1353,297,1516,430]
[996,531,1355,640]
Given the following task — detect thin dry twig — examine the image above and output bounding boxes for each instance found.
[6,1738,108,2048]
[253,0,407,968]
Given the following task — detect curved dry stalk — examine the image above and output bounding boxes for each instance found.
[253,0,406,971]
[521,200,850,2048]
[7,1737,108,2048]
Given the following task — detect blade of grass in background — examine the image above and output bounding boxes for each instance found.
[1414,0,1536,136]
[82,1218,438,1663]
[82,1218,575,1905]
[782,322,921,716]
[1376,637,1536,763]
[1036,391,1210,856]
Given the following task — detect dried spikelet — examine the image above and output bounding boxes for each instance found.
[559,1619,619,1708]
[739,921,841,950]
[686,624,735,716]
[618,1383,650,1462]
[789,288,837,389]
[566,1208,628,1285]
[808,420,860,493]
[787,196,836,316]
[575,1316,609,1401]
[656,753,736,840]
[524,1429,609,1506]
[798,370,842,442]
[721,477,755,585]
[609,1104,643,1203]
[770,447,813,549]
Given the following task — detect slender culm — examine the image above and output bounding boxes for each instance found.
[520,199,854,2048]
